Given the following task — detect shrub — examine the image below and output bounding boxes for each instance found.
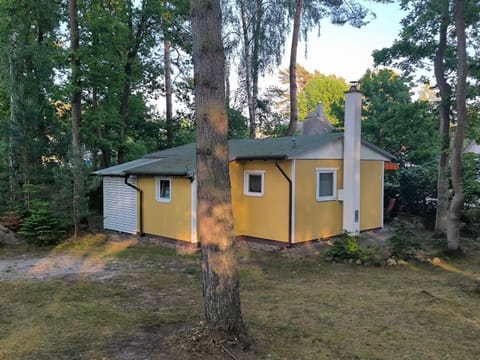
[387,224,420,259]
[18,201,66,246]
[461,208,480,238]
[1,211,23,232]
[324,232,362,260]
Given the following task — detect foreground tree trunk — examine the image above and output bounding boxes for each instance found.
[191,0,246,335]
[69,0,84,238]
[447,0,468,250]
[434,0,451,236]
[285,0,302,136]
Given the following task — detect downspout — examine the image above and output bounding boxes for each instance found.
[124,174,143,235]
[275,160,293,247]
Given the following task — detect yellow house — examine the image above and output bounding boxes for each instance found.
[94,85,394,245]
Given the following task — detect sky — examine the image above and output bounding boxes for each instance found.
[272,1,406,84]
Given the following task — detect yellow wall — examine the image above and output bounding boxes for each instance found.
[294,160,344,243]
[360,161,383,230]
[135,158,384,244]
[230,160,290,242]
[139,176,192,242]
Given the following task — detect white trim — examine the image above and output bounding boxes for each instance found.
[291,160,296,244]
[191,179,198,243]
[381,163,385,228]
[244,170,266,197]
[155,176,172,203]
[315,168,337,202]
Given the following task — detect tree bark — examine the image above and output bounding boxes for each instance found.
[434,0,451,236]
[251,0,263,137]
[69,0,83,238]
[239,0,255,138]
[191,0,246,335]
[285,0,302,136]
[164,38,174,146]
[447,0,468,251]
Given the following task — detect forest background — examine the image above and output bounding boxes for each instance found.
[0,0,479,249]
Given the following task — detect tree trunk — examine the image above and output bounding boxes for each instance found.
[191,0,246,335]
[164,37,173,146]
[285,0,302,136]
[69,0,83,238]
[251,0,263,137]
[433,0,451,236]
[239,0,255,138]
[447,0,468,251]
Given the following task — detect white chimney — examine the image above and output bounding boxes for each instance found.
[342,83,362,235]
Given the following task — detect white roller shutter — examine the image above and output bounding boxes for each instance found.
[103,176,138,234]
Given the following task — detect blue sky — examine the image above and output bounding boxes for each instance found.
[277,1,406,82]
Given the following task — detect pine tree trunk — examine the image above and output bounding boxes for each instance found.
[285,0,302,136]
[191,0,246,335]
[164,37,173,146]
[239,0,255,138]
[447,0,467,251]
[69,0,83,238]
[433,0,451,236]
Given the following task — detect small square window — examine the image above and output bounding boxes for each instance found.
[156,177,171,202]
[316,168,337,201]
[244,170,265,196]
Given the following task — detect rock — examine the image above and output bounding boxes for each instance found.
[386,258,397,266]
[0,224,20,245]
[431,257,441,265]
[397,259,409,266]
[355,259,362,265]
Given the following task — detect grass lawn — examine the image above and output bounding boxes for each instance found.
[0,233,479,359]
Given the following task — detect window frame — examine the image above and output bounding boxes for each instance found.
[155,176,172,203]
[244,170,266,197]
[315,168,337,202]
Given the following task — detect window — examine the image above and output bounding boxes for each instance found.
[155,177,172,202]
[244,170,265,196]
[316,168,337,201]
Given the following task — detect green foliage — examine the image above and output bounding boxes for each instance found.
[18,201,66,246]
[387,224,421,259]
[298,72,349,124]
[324,232,362,260]
[397,162,438,222]
[461,208,480,238]
[463,153,480,206]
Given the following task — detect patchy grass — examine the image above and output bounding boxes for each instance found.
[0,234,479,359]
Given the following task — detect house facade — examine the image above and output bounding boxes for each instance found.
[94,85,394,245]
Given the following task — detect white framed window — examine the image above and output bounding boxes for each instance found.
[244,170,265,197]
[316,168,337,201]
[155,177,172,203]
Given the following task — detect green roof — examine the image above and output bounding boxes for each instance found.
[93,133,393,177]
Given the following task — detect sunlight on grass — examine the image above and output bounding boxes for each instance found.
[432,258,480,280]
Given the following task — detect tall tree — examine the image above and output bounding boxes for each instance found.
[0,0,62,210]
[191,0,246,334]
[447,0,468,250]
[69,0,85,238]
[285,0,303,136]
[284,0,375,136]
[373,0,456,235]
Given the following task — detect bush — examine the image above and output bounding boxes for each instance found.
[18,201,66,246]
[387,224,421,259]
[1,211,23,232]
[324,232,362,260]
[461,208,480,238]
